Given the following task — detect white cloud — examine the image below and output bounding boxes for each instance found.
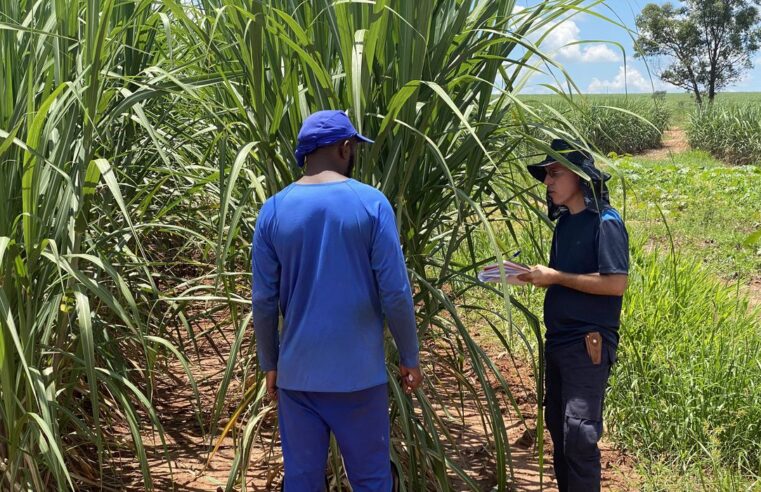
[536,17,621,63]
[576,44,621,63]
[587,66,667,93]
[505,7,624,94]
[542,19,580,53]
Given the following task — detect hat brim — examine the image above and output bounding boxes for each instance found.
[526,158,557,182]
[355,133,374,144]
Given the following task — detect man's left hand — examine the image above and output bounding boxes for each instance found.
[399,365,423,394]
[265,370,278,401]
[517,265,559,288]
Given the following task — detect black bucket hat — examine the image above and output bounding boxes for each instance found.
[527,139,611,220]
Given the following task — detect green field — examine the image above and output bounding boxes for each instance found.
[521,91,761,127]
[612,151,761,281]
[607,150,761,491]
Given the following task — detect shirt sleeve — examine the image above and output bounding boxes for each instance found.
[370,197,420,368]
[251,202,281,372]
[598,211,629,275]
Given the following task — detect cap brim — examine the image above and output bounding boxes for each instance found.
[526,158,556,182]
[355,134,374,144]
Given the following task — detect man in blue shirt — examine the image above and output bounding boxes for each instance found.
[251,110,422,491]
[518,139,629,492]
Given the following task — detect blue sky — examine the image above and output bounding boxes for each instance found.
[515,0,761,94]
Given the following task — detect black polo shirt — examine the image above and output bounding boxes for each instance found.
[544,207,629,350]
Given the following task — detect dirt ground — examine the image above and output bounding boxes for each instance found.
[111,321,639,491]
[640,128,689,159]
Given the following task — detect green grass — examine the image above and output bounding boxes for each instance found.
[577,97,670,154]
[517,95,670,154]
[609,242,761,480]
[635,459,761,492]
[605,152,761,489]
[610,151,761,282]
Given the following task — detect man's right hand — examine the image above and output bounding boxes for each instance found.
[399,365,423,394]
[266,370,278,401]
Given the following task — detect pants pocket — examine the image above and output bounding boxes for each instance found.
[564,393,604,458]
[564,415,602,458]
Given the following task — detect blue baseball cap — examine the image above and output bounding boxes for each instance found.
[294,110,374,167]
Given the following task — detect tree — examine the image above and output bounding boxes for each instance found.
[635,1,761,104]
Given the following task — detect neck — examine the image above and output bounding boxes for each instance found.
[299,167,348,184]
[565,192,586,214]
[304,157,345,175]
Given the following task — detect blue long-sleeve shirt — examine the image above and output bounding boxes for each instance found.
[251,178,419,392]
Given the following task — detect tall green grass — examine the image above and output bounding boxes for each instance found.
[522,92,761,128]
[600,153,761,488]
[687,104,761,165]
[0,1,216,489]
[576,96,670,154]
[607,239,761,479]
[520,95,670,155]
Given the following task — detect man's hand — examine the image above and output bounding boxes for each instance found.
[265,370,278,401]
[399,365,423,394]
[517,265,559,288]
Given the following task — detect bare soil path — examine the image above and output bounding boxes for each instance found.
[640,127,689,159]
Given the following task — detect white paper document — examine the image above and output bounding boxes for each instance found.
[477,260,531,285]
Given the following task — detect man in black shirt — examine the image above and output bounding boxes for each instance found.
[518,139,629,492]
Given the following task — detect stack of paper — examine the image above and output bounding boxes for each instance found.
[477,260,531,285]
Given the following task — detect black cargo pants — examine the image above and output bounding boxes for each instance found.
[545,338,616,492]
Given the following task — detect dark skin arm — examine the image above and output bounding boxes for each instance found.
[517,265,628,296]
